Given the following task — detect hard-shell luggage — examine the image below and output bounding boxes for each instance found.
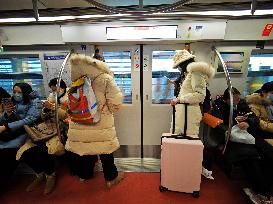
[159,104,203,198]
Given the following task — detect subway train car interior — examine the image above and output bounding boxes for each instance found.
[0,0,273,203]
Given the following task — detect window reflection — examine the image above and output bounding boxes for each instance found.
[245,52,273,95]
[0,55,45,98]
[152,50,180,104]
[103,51,132,104]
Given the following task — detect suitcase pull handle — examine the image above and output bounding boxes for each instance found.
[170,134,200,140]
[172,103,188,136]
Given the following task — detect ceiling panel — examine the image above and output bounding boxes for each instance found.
[0,0,256,10]
[0,0,272,25]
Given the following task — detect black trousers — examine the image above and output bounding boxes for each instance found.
[0,148,18,191]
[68,152,118,181]
[21,145,55,175]
[241,157,272,197]
[255,135,273,161]
[202,147,215,171]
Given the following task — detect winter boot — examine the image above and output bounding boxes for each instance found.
[44,173,56,195]
[26,172,45,192]
[106,172,124,188]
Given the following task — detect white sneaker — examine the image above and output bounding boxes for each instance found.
[201,167,214,180]
[243,188,271,204]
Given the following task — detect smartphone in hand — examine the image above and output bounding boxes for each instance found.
[1,97,15,113]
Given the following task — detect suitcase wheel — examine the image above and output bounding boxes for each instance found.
[159,186,167,192]
[192,191,199,198]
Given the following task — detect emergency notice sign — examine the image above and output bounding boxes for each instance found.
[262,24,273,37]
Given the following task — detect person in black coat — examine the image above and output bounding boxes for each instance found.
[210,87,272,202]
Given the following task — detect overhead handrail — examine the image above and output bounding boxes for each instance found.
[212,47,233,154]
[55,51,72,139]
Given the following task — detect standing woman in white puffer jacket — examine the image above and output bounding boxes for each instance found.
[170,49,215,136]
[170,49,215,180]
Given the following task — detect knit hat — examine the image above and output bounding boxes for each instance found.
[172,49,195,68]
[259,81,273,94]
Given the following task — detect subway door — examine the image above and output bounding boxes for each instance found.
[143,44,182,156]
[99,45,141,147]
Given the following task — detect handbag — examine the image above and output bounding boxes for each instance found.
[202,113,223,128]
[24,118,58,143]
[230,125,255,145]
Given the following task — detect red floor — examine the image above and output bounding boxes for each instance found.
[0,166,250,204]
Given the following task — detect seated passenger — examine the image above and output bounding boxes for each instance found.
[15,83,65,195]
[47,78,67,107]
[246,81,273,138]
[44,78,69,143]
[211,87,272,203]
[0,84,41,191]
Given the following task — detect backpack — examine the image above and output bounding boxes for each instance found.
[67,76,100,124]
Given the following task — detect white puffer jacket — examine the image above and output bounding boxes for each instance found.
[65,54,123,156]
[173,62,215,136]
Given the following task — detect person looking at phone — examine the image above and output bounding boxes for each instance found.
[44,78,68,111]
[246,81,273,138]
[0,83,42,192]
[210,87,272,203]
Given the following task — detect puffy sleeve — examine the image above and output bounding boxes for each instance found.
[248,104,273,132]
[7,98,42,130]
[105,76,123,113]
[179,72,207,104]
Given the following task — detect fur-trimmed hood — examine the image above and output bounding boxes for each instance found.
[187,62,215,79]
[69,54,113,82]
[246,93,272,105]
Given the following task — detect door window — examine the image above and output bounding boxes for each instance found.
[152,50,180,104]
[103,51,132,104]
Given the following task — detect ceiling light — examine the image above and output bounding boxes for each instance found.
[0,13,130,23]
[150,9,273,16]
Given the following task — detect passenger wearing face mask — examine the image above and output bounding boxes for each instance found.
[44,78,68,113]
[14,79,70,195]
[246,81,273,170]
[170,50,215,136]
[246,81,273,137]
[0,83,42,192]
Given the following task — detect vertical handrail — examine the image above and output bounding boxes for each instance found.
[213,47,233,154]
[55,52,72,139]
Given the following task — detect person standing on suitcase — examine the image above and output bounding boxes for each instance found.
[170,50,215,136]
[170,50,215,180]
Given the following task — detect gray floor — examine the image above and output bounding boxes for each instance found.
[95,158,160,172]
[15,157,161,175]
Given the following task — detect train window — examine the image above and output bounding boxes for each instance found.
[245,51,273,95]
[103,51,132,104]
[216,52,244,73]
[0,55,45,98]
[152,50,180,104]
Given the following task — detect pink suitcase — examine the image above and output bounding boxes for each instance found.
[159,104,203,198]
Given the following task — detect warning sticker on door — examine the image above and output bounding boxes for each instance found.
[262,24,273,37]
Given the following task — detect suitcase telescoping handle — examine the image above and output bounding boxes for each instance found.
[171,103,199,140]
[172,103,187,135]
